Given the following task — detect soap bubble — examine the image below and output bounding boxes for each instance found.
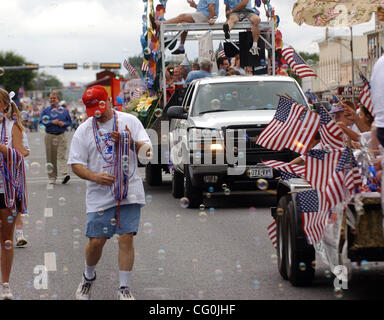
[58,197,66,206]
[199,204,205,211]
[94,110,102,118]
[224,188,231,196]
[73,228,81,239]
[253,280,260,289]
[180,197,190,209]
[42,115,50,125]
[35,220,44,231]
[210,99,221,110]
[334,288,343,298]
[99,101,106,110]
[208,186,214,193]
[30,162,41,175]
[50,109,58,118]
[214,269,223,281]
[97,208,104,216]
[4,240,12,250]
[257,179,269,190]
[158,249,166,260]
[299,262,306,271]
[154,108,163,117]
[7,216,13,224]
[249,207,257,216]
[110,218,117,226]
[73,241,80,249]
[146,194,152,204]
[103,227,108,234]
[143,222,153,234]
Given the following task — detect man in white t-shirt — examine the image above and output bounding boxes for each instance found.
[68,85,152,300]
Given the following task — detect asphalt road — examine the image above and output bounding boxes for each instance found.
[8,131,384,300]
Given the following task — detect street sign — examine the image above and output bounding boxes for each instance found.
[24,64,39,70]
[100,63,121,69]
[63,63,78,69]
[92,62,99,70]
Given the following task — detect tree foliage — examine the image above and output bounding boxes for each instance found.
[0,51,36,93]
[32,72,63,91]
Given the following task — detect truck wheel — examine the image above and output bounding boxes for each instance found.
[145,164,162,186]
[184,165,203,209]
[172,169,184,198]
[277,196,288,280]
[285,199,315,286]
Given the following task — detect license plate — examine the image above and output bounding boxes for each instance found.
[248,167,273,178]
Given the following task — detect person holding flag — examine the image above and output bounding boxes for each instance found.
[68,85,152,300]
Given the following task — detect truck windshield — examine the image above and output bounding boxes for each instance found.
[192,81,307,116]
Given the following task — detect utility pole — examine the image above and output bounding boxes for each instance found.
[350,26,355,103]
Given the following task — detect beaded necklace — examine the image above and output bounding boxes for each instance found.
[92,111,117,164]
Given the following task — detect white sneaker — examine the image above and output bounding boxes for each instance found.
[118,287,135,300]
[2,283,13,300]
[75,273,96,300]
[249,46,260,56]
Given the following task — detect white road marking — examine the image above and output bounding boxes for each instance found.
[44,208,53,218]
[44,252,57,272]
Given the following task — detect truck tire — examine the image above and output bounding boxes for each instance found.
[172,169,184,198]
[277,196,288,280]
[184,165,203,209]
[285,199,315,286]
[145,163,162,186]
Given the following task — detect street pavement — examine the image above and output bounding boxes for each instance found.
[9,131,384,300]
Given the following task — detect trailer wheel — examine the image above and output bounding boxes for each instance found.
[172,169,184,198]
[285,199,315,286]
[277,196,288,280]
[145,163,162,186]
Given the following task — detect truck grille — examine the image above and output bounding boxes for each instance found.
[224,125,297,165]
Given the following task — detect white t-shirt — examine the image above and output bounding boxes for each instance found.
[68,111,152,213]
[371,55,384,127]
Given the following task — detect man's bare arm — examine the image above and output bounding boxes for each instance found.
[71,164,115,186]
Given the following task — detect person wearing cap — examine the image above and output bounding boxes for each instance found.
[150,0,219,55]
[68,85,152,300]
[39,92,72,185]
[185,58,212,84]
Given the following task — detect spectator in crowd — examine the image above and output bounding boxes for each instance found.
[150,0,219,55]
[231,54,246,75]
[223,0,261,55]
[185,58,213,84]
[31,105,40,132]
[226,68,241,76]
[39,92,72,185]
[191,62,200,71]
[217,56,230,75]
[245,66,253,75]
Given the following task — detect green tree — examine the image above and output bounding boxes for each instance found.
[298,52,319,64]
[128,55,143,74]
[0,51,37,93]
[32,72,63,91]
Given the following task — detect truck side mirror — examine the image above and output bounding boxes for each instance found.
[167,106,188,119]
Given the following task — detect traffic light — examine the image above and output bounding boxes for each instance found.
[64,63,78,69]
[100,63,121,69]
[24,64,39,70]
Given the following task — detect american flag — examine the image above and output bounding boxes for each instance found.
[267,220,277,249]
[296,190,330,245]
[359,73,374,116]
[218,42,226,58]
[304,149,341,193]
[263,160,305,176]
[124,59,137,77]
[132,88,142,100]
[256,96,320,155]
[326,147,361,208]
[141,59,149,73]
[281,47,317,78]
[280,171,303,180]
[319,105,344,149]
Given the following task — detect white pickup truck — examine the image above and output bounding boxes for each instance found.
[167,75,308,208]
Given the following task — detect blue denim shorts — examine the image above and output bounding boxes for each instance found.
[86,204,141,238]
